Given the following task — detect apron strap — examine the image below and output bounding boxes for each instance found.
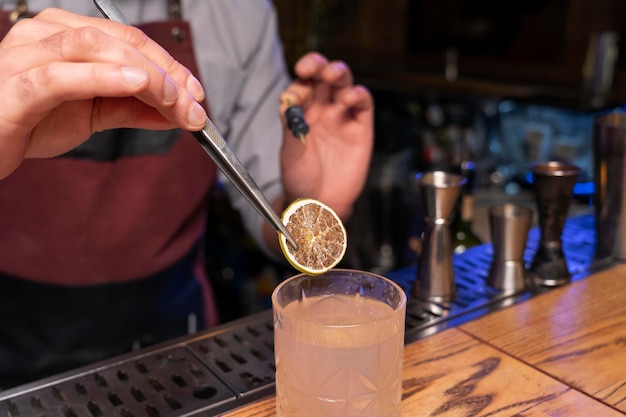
[2,1,184,27]
[10,0,28,23]
[0,0,32,40]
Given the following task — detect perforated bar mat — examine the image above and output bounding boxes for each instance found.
[0,214,609,416]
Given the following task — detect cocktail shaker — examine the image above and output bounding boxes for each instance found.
[593,112,626,261]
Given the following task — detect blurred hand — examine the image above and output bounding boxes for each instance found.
[279,52,374,220]
[0,8,208,179]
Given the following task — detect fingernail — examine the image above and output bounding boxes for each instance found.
[331,61,347,75]
[163,76,179,103]
[187,75,205,101]
[121,67,148,87]
[188,101,207,127]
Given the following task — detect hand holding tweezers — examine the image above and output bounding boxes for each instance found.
[93,0,298,249]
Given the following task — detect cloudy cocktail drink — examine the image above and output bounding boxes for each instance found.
[272,269,406,417]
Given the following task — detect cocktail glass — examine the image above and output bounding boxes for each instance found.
[272,269,407,417]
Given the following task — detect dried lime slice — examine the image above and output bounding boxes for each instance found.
[278,198,347,275]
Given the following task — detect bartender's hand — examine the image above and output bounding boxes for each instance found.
[0,8,207,180]
[278,52,374,220]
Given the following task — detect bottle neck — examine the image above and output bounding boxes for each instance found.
[460,194,475,222]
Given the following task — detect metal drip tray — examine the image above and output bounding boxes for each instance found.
[396,213,602,342]
[0,214,609,416]
[186,321,276,397]
[0,314,277,417]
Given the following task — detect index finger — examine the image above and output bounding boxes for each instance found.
[35,9,204,99]
[32,8,207,129]
[294,53,354,88]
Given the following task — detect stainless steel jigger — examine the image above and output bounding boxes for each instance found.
[487,203,533,294]
[412,171,465,305]
[529,161,581,287]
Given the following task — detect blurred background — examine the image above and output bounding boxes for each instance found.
[205,0,626,322]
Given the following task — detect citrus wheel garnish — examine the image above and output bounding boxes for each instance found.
[278,198,347,275]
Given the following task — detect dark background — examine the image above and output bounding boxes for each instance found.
[273,0,626,101]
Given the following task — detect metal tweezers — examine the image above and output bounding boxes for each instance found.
[93,0,298,249]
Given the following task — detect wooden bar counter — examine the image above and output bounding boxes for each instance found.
[220,264,626,416]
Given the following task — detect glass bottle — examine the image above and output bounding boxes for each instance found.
[452,129,482,254]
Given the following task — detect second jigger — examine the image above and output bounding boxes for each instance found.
[412,171,465,305]
[487,203,533,295]
[529,161,581,287]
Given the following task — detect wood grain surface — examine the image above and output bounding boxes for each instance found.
[461,263,626,413]
[220,328,620,416]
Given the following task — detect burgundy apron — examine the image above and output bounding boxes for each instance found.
[0,1,220,389]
